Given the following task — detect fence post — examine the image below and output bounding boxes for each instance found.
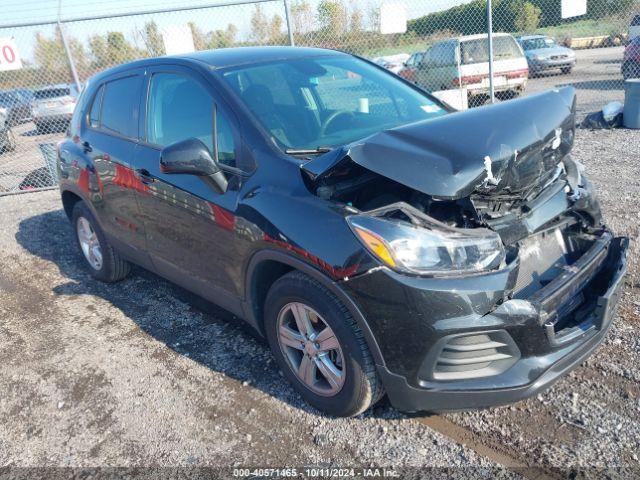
[283,0,295,46]
[57,21,81,91]
[486,0,495,104]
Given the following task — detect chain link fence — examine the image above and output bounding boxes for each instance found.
[0,0,637,194]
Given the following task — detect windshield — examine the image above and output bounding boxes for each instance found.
[219,55,446,152]
[521,37,557,51]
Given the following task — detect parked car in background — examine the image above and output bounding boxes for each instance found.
[371,53,410,74]
[622,35,640,79]
[0,107,16,153]
[57,47,627,417]
[517,35,576,76]
[32,84,79,134]
[0,89,33,126]
[398,51,425,83]
[415,33,528,106]
[630,14,640,42]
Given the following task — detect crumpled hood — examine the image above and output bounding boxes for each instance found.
[302,87,576,200]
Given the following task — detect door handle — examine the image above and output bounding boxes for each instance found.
[136,168,155,184]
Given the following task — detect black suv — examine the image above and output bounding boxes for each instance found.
[57,47,628,417]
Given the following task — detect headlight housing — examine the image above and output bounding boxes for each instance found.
[348,213,505,276]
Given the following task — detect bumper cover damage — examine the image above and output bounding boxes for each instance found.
[302,85,629,412]
[344,234,628,413]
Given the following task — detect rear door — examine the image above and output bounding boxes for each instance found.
[80,70,148,257]
[132,64,246,307]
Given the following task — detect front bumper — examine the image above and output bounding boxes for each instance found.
[529,58,576,71]
[342,233,628,413]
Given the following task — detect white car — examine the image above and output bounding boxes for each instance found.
[415,33,528,106]
[371,53,410,74]
[32,84,79,134]
[0,106,16,152]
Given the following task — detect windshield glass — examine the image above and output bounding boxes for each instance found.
[521,37,556,50]
[219,55,446,152]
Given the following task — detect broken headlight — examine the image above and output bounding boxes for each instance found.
[348,215,505,276]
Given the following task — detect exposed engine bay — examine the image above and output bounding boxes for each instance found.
[301,86,608,307]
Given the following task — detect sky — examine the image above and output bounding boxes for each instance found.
[1,0,474,62]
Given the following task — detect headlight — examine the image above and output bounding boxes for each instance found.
[533,54,546,61]
[347,214,505,276]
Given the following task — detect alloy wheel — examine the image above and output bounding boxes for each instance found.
[76,216,103,270]
[276,302,345,397]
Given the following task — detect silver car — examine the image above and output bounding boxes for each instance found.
[518,35,576,76]
[32,84,79,134]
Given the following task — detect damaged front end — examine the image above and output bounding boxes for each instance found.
[301,87,629,411]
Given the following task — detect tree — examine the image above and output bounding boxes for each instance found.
[513,1,541,32]
[188,22,207,50]
[106,32,139,64]
[144,21,165,57]
[33,27,88,81]
[89,35,109,69]
[317,0,348,37]
[269,15,284,43]
[250,4,270,43]
[350,7,364,32]
[291,1,313,35]
[207,24,238,49]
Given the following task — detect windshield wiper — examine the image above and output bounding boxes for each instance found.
[285,147,332,155]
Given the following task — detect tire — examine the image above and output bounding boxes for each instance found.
[71,201,131,282]
[264,271,384,417]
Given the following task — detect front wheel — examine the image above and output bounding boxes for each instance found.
[71,201,131,282]
[264,271,384,417]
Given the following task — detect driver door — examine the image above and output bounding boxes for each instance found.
[132,65,245,305]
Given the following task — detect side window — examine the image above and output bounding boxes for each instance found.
[88,85,104,128]
[147,72,214,151]
[101,75,141,138]
[147,72,237,168]
[216,111,237,168]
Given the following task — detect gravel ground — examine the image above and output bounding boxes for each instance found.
[447,128,640,475]
[0,191,509,474]
[0,127,638,476]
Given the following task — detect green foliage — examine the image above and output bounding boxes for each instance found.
[143,21,165,57]
[33,26,88,83]
[317,0,348,36]
[513,1,542,32]
[408,0,635,36]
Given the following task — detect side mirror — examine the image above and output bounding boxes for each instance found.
[160,138,220,176]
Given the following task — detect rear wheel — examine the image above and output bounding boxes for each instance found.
[264,271,384,417]
[71,201,130,282]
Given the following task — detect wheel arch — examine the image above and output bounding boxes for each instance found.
[243,249,386,367]
[61,189,83,220]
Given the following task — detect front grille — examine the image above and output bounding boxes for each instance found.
[422,330,520,381]
[551,55,568,60]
